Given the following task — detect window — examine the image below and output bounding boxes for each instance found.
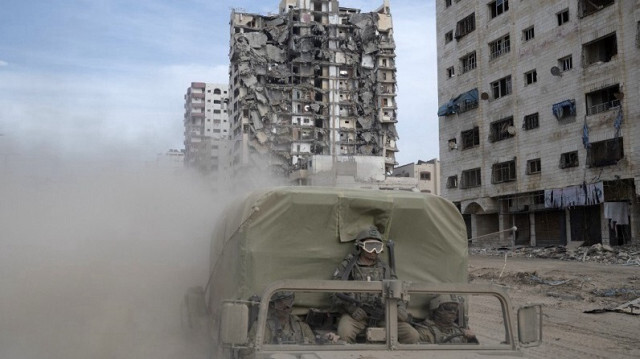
[489,34,510,60]
[446,175,458,189]
[491,76,512,99]
[447,66,455,78]
[448,138,457,150]
[557,9,569,26]
[586,84,620,115]
[420,172,431,181]
[527,159,541,174]
[492,160,517,183]
[445,0,452,7]
[552,100,576,120]
[583,33,617,67]
[524,70,537,85]
[461,127,480,149]
[461,168,481,189]
[559,55,573,71]
[489,116,515,142]
[445,31,453,43]
[455,13,475,40]
[587,137,623,167]
[460,51,476,73]
[489,0,509,18]
[578,0,614,18]
[523,26,535,42]
[560,151,579,168]
[523,113,539,130]
[213,88,222,95]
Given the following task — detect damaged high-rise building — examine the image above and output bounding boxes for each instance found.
[227,0,399,182]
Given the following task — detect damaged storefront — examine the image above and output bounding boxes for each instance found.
[228,0,399,179]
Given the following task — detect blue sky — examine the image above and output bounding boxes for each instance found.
[0,0,437,165]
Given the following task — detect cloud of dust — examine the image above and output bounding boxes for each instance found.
[0,149,282,359]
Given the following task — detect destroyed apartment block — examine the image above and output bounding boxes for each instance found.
[228,0,399,182]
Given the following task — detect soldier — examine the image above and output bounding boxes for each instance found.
[249,291,340,345]
[332,227,419,344]
[415,294,478,344]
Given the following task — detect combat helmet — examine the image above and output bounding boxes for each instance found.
[429,294,463,311]
[270,291,295,303]
[355,226,384,242]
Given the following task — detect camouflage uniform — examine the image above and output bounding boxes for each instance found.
[416,319,470,344]
[331,252,419,344]
[249,311,316,344]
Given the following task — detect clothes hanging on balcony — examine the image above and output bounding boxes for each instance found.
[552,99,576,120]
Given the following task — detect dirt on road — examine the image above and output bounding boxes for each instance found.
[469,254,640,359]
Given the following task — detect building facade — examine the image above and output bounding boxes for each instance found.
[227,0,399,182]
[183,82,230,181]
[437,0,639,246]
[391,159,441,194]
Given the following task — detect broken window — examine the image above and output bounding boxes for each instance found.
[489,34,510,60]
[455,13,475,40]
[461,168,481,189]
[583,33,617,67]
[578,0,614,18]
[420,171,431,181]
[447,66,455,78]
[489,116,515,142]
[527,158,541,174]
[448,138,457,150]
[461,126,480,149]
[523,113,539,130]
[557,9,570,26]
[445,31,453,44]
[559,55,573,71]
[491,75,512,99]
[446,175,458,189]
[559,151,579,168]
[523,26,534,42]
[587,137,623,167]
[585,84,620,115]
[524,70,537,85]
[460,51,476,73]
[492,160,516,183]
[489,0,509,18]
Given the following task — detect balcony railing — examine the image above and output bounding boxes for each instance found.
[587,99,620,116]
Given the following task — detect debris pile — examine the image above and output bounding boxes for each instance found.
[229,2,399,176]
[470,243,640,266]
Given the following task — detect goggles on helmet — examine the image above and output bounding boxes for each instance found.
[360,239,384,254]
[439,303,459,313]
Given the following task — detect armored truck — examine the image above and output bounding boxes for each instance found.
[184,186,542,358]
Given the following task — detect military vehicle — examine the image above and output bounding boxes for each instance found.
[183,187,542,358]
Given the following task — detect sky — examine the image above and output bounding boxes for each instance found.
[0,0,438,165]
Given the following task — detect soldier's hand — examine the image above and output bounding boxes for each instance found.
[351,307,368,321]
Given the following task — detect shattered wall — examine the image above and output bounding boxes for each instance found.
[228,0,398,179]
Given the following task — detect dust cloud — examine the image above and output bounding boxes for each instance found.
[0,153,266,358]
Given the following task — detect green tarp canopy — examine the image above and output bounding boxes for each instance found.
[208,186,468,312]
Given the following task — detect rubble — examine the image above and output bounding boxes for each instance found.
[470,243,640,266]
[228,1,399,177]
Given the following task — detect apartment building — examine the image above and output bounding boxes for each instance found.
[183,82,230,181]
[437,0,639,246]
[227,0,399,183]
[391,159,441,194]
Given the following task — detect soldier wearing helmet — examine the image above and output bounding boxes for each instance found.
[415,294,478,344]
[248,291,340,345]
[331,227,419,344]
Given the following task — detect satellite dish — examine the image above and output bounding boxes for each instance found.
[507,126,516,135]
[480,92,489,100]
[550,66,562,77]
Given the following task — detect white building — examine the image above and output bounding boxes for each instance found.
[183,82,231,182]
[437,0,639,246]
[392,159,441,194]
